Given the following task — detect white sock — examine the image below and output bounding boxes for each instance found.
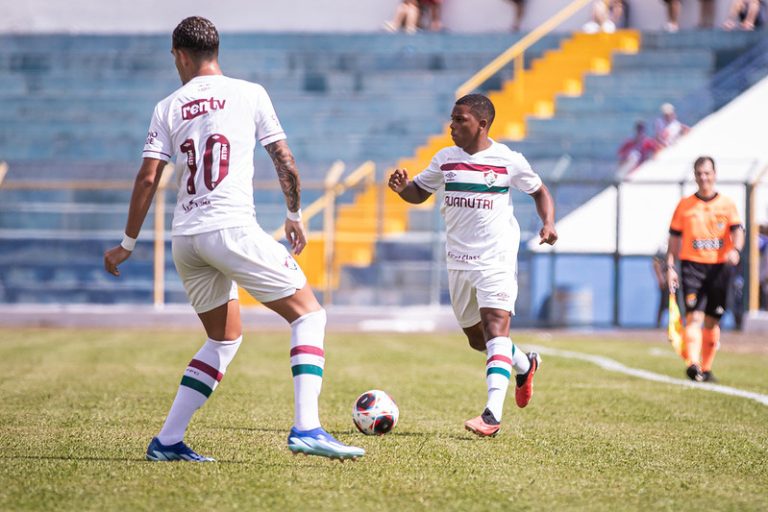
[156,337,242,445]
[485,336,513,421]
[511,341,531,375]
[290,309,326,431]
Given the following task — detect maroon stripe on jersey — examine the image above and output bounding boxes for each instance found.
[290,345,325,357]
[440,162,508,174]
[486,354,513,365]
[188,359,224,382]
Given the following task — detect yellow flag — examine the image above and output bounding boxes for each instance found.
[667,293,685,358]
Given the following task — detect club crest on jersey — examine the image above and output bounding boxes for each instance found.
[181,97,227,120]
[284,256,298,270]
[483,170,497,187]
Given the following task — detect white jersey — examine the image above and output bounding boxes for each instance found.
[142,75,286,235]
[413,140,542,270]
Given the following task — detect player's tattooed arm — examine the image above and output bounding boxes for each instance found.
[266,139,301,212]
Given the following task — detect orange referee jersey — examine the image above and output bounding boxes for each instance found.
[669,192,741,264]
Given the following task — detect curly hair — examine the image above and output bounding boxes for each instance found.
[455,94,495,128]
[172,16,219,60]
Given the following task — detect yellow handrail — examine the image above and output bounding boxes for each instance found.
[748,164,768,312]
[270,160,375,240]
[153,163,175,309]
[455,0,593,99]
[0,161,8,187]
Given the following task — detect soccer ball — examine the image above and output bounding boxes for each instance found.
[352,389,399,435]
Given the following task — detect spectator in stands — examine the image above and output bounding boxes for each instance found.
[384,0,420,34]
[583,0,624,33]
[699,0,716,28]
[420,0,444,32]
[506,0,526,31]
[662,0,682,32]
[616,121,658,179]
[654,103,690,148]
[723,0,766,30]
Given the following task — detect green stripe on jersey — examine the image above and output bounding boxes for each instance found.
[446,183,509,193]
[292,364,323,377]
[180,376,213,397]
[487,367,511,379]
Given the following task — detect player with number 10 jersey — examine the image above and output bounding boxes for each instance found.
[143,75,285,235]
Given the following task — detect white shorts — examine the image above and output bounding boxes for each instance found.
[172,226,307,314]
[448,267,518,328]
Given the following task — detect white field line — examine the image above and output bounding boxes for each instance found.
[528,344,768,407]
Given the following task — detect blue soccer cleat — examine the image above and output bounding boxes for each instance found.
[145,437,215,462]
[287,427,365,461]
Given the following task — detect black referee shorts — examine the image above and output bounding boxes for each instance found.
[680,260,735,319]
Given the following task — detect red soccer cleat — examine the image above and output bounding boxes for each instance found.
[515,352,541,408]
[464,408,501,437]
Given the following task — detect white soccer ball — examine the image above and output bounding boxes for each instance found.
[352,389,399,435]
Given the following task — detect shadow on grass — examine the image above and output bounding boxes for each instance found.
[0,454,298,465]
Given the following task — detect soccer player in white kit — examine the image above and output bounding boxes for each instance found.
[388,94,557,437]
[103,17,363,461]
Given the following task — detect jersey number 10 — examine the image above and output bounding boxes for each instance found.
[180,134,231,194]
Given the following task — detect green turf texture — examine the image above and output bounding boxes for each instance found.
[1,328,766,511]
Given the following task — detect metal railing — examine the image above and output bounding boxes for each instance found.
[455,0,594,99]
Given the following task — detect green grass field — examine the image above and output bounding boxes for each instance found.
[1,328,767,511]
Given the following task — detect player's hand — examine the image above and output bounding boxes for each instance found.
[726,248,741,266]
[388,169,409,194]
[667,266,679,294]
[285,219,307,256]
[104,245,132,277]
[539,223,558,245]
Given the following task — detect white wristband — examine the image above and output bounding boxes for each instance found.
[120,234,137,251]
[287,209,302,221]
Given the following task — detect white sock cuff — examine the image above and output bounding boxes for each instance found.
[486,336,512,355]
[290,309,327,348]
[196,336,242,375]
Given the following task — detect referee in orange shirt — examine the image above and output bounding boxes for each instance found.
[666,156,744,382]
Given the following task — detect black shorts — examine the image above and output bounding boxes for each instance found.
[680,260,734,318]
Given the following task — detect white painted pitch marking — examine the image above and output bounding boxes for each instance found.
[527,344,768,407]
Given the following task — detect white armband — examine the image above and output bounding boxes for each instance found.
[287,209,302,221]
[120,234,137,251]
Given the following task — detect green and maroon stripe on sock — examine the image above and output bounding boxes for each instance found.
[180,358,224,398]
[290,345,324,377]
[486,354,512,379]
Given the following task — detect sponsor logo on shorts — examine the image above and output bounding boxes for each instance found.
[491,291,510,301]
[447,251,480,262]
[715,306,724,315]
[685,293,698,308]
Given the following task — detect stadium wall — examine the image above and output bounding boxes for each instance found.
[0,0,739,34]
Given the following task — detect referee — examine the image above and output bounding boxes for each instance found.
[666,156,744,382]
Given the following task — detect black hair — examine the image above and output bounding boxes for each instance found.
[455,94,495,128]
[172,16,219,60]
[693,156,716,171]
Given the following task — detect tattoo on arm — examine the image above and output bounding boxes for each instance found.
[266,140,301,212]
